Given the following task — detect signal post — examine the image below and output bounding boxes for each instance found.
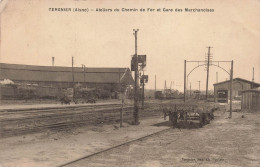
[132,29,147,125]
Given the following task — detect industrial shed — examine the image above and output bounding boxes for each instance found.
[0,63,134,91]
[213,78,260,103]
[241,88,260,112]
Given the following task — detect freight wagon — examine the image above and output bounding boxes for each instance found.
[162,102,219,127]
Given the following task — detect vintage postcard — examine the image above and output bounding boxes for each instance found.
[0,0,259,166]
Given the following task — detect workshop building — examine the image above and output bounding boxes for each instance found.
[0,63,134,92]
[213,78,260,103]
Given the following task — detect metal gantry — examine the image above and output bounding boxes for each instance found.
[184,59,234,118]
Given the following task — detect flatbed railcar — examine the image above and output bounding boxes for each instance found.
[162,103,219,127]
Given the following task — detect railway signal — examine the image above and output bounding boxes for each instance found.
[131,55,147,71]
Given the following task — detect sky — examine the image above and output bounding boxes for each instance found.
[0,0,259,91]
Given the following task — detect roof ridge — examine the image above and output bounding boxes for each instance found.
[214,77,260,86]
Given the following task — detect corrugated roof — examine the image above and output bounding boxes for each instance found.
[0,63,134,84]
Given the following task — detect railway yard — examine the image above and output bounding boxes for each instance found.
[1,0,260,166]
[0,99,259,167]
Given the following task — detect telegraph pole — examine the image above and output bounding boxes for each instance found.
[184,60,187,102]
[72,56,75,101]
[133,29,139,125]
[197,80,200,99]
[142,70,145,109]
[72,57,74,83]
[229,60,233,118]
[206,46,212,100]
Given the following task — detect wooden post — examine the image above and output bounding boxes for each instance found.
[142,71,145,109]
[173,104,178,127]
[120,85,128,128]
[120,98,124,128]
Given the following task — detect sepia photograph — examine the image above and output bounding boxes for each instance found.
[0,0,259,166]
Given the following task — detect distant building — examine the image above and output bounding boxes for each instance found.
[0,63,134,91]
[213,78,260,103]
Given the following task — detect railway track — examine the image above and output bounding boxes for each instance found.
[58,108,228,167]
[58,126,194,167]
[0,103,162,138]
[59,128,172,167]
[0,104,131,123]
